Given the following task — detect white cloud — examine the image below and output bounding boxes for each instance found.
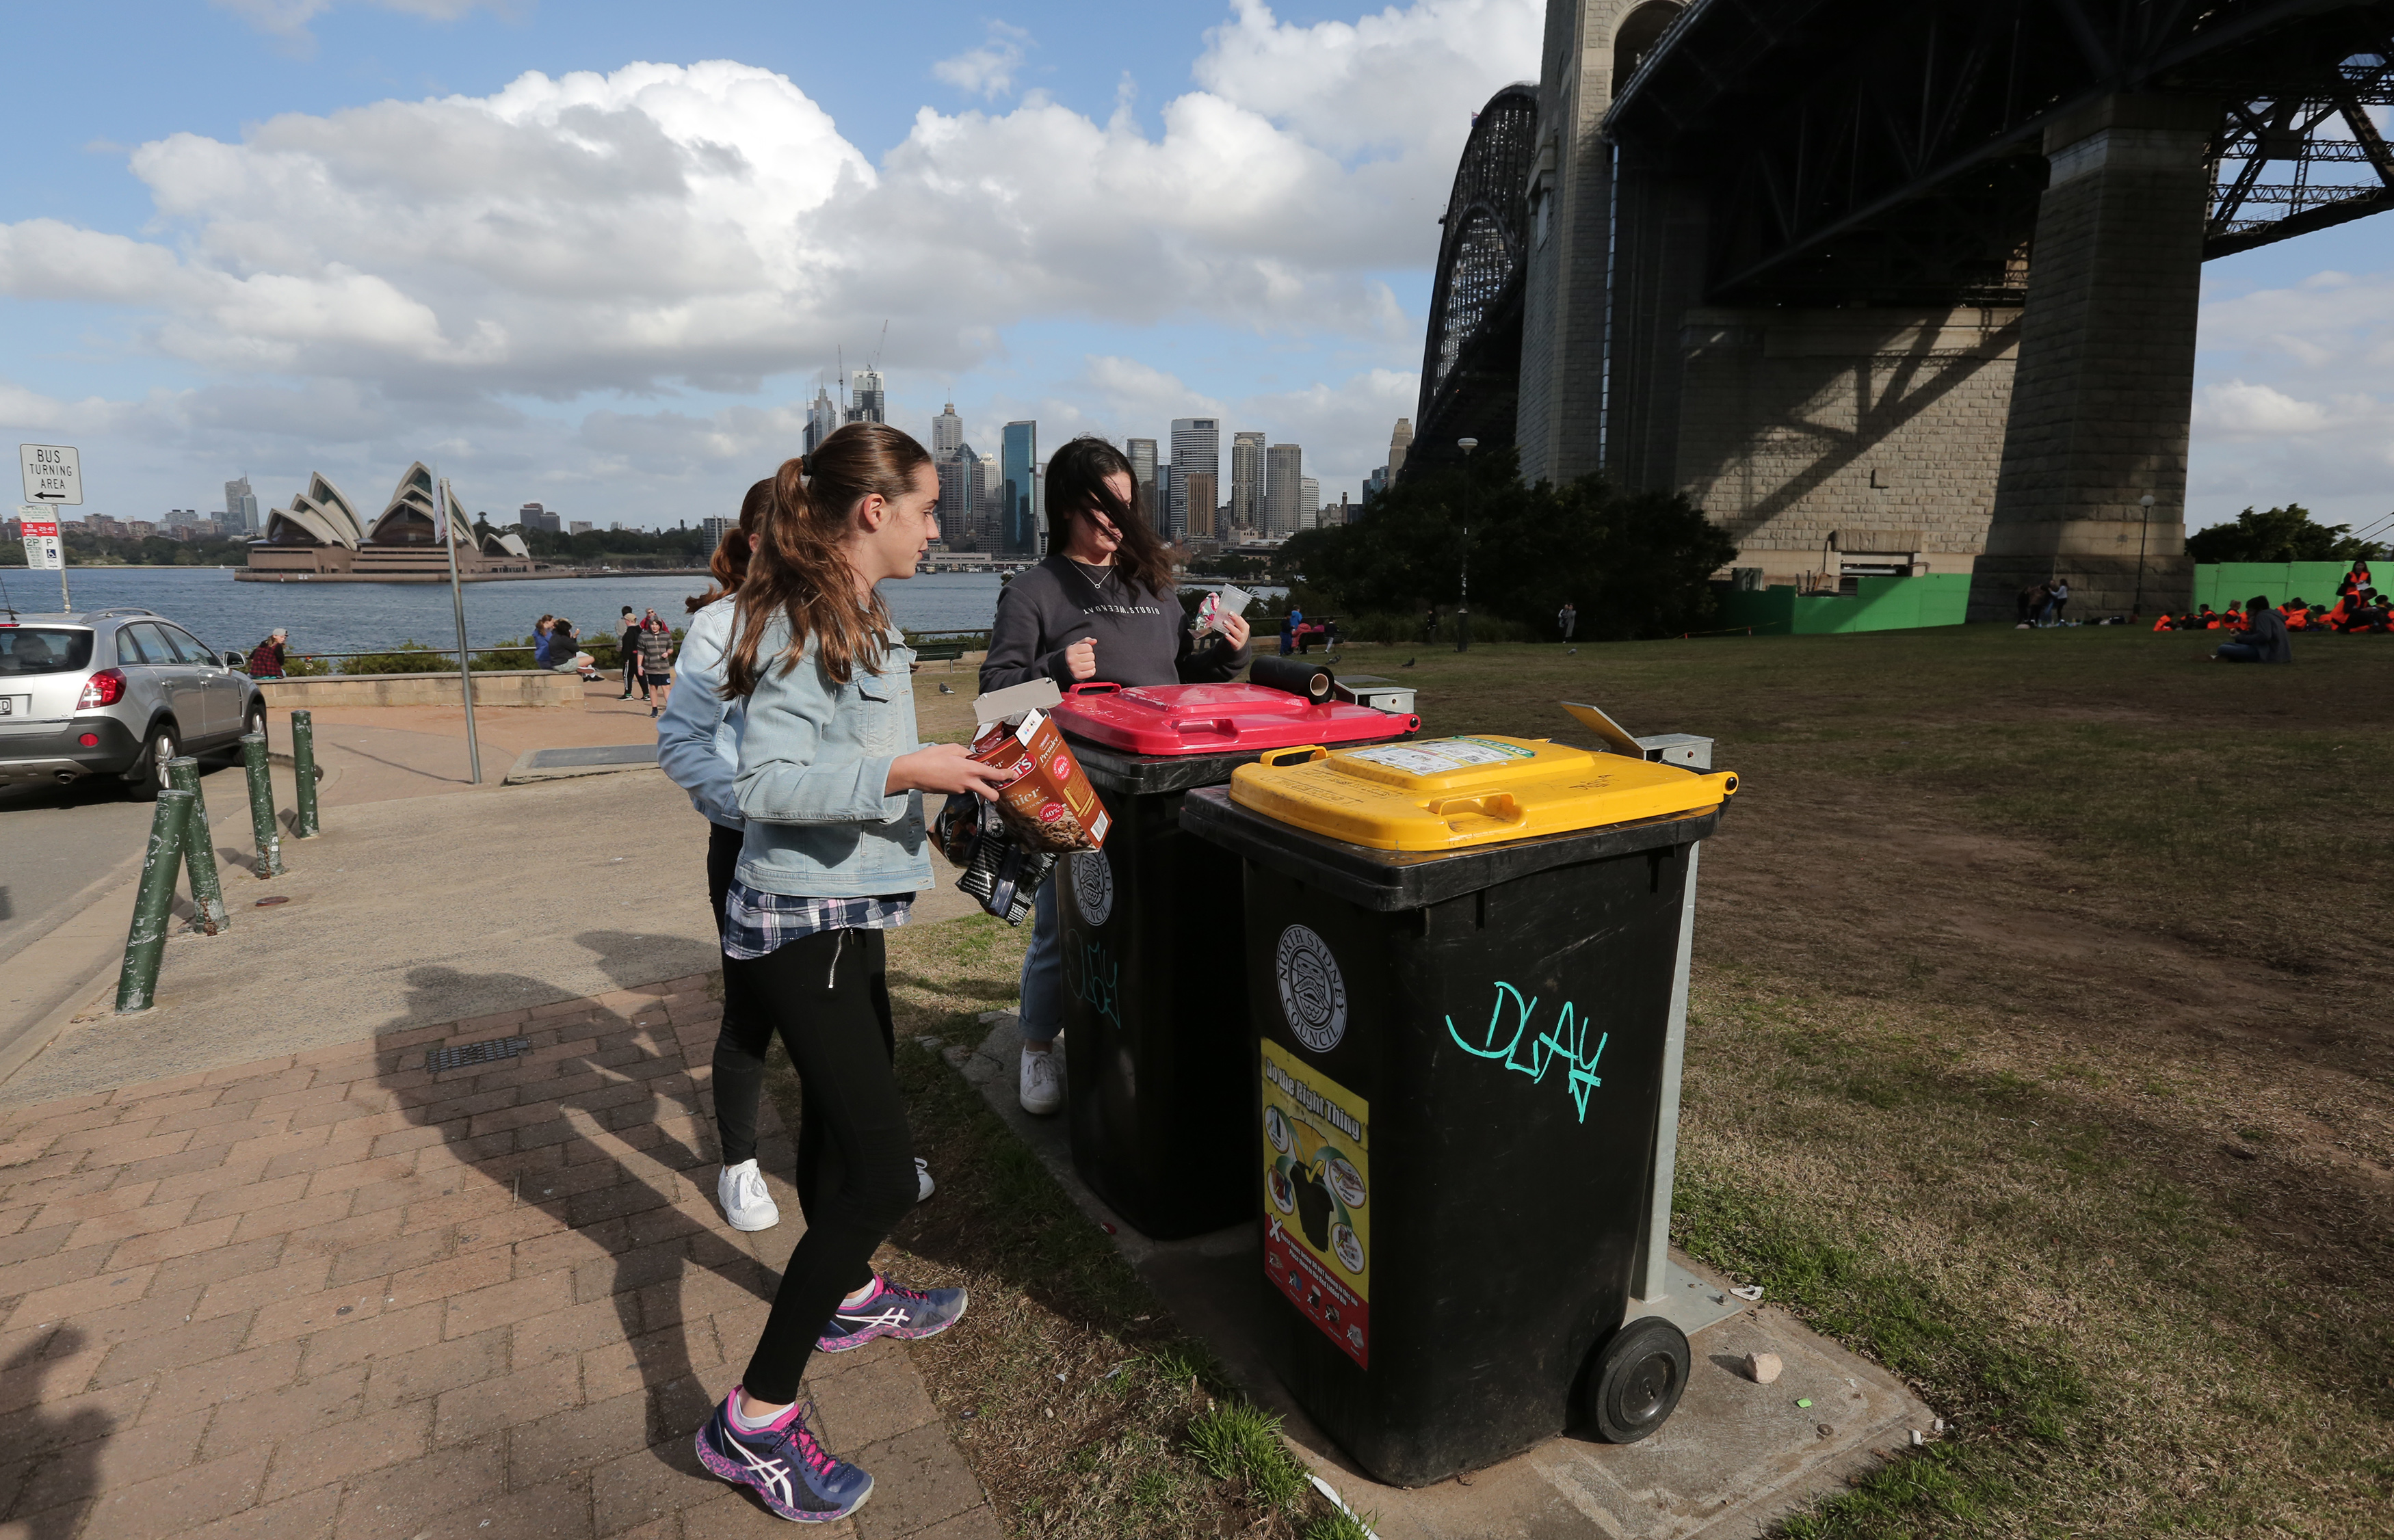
[934,23,1031,101]
[213,0,514,43]
[1,4,1540,519]
[2194,381,2336,436]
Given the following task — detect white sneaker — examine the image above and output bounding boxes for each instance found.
[916,1157,935,1203]
[716,1159,780,1232]
[1019,1046,1064,1116]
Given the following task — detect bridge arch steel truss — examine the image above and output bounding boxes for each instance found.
[1601,0,2394,304]
[1409,84,1539,477]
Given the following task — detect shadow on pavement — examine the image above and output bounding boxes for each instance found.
[0,1329,108,1539]
[377,956,775,1513]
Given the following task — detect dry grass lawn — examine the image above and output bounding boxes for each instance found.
[785,625,2394,1537]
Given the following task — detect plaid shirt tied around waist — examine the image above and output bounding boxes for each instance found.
[722,881,912,961]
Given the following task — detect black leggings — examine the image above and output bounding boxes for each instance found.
[721,926,917,1404]
[707,823,766,1168]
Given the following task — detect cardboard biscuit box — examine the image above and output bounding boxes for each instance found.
[967,679,1110,853]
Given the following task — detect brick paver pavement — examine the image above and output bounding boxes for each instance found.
[0,976,1000,1539]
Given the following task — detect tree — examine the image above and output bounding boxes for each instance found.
[1282,449,1738,641]
[2184,504,2386,563]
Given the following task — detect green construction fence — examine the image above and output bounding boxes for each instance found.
[1714,574,1971,636]
[2188,561,2369,612]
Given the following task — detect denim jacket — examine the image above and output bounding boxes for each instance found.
[655,597,743,829]
[731,611,931,897]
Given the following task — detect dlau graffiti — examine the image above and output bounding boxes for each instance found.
[1445,982,1609,1121]
[1063,929,1123,1032]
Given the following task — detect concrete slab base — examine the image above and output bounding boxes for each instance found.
[504,742,663,784]
[947,1016,1936,1540]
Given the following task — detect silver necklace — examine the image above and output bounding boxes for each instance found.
[1068,558,1117,600]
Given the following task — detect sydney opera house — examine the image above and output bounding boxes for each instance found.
[239,463,536,582]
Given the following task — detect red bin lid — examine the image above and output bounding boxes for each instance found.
[1049,682,1417,757]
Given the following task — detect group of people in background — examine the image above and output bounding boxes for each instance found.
[2015,578,2072,626]
[646,419,1244,1524]
[2150,561,2385,661]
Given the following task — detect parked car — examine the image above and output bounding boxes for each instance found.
[0,607,266,799]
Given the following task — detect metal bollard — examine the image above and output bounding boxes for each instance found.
[166,756,229,934]
[291,710,321,838]
[239,730,286,878]
[116,788,195,1013]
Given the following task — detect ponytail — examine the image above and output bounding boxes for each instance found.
[687,476,774,613]
[724,423,934,696]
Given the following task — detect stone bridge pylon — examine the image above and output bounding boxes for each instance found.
[1415,0,2394,618]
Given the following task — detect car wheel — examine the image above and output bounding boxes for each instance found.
[125,722,177,801]
[241,699,266,742]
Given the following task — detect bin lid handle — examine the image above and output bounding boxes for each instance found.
[1259,745,1328,768]
[1066,681,1122,696]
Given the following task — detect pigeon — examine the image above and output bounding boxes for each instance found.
[1400,657,1416,668]
[1568,648,1577,655]
[937,682,954,693]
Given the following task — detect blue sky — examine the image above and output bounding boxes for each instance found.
[2,0,2388,539]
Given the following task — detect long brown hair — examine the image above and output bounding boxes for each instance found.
[1044,436,1174,600]
[687,477,774,613]
[724,422,934,696]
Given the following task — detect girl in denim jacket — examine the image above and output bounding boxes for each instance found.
[694,424,1009,1524]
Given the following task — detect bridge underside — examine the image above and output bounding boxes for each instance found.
[1470,0,2394,615]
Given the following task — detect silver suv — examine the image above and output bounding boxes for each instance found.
[0,607,266,798]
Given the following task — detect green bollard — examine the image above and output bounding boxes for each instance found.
[240,730,286,878]
[116,788,195,1013]
[166,756,228,935]
[290,710,321,838]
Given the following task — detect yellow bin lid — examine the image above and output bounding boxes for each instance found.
[1226,734,1737,851]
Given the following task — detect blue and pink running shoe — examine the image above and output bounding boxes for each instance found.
[695,1392,871,1523]
[815,1273,969,1353]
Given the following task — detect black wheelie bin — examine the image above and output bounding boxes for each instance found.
[1042,679,1418,1240]
[1179,716,1739,1483]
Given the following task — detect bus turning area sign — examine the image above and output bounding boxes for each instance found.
[19,444,81,506]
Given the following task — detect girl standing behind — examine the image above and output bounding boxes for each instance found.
[638,609,676,719]
[977,436,1251,1115]
[693,424,1010,1524]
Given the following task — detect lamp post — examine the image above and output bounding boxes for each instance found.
[2136,494,2155,620]
[1456,438,1477,652]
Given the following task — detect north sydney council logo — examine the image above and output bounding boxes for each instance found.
[1070,850,1114,929]
[1275,925,1347,1052]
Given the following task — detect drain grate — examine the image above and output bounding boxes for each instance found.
[425,1035,531,1074]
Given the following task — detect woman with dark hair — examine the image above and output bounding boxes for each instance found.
[979,435,1252,1115]
[692,423,1010,1524]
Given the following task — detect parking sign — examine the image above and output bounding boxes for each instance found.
[20,444,81,506]
[18,512,62,571]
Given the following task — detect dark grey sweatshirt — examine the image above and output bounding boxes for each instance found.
[979,555,1250,691]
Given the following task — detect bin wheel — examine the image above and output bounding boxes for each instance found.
[1583,1316,1690,1444]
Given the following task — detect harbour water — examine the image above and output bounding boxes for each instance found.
[0,566,1283,660]
[0,567,1009,657]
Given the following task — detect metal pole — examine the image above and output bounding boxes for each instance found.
[116,788,194,1013]
[1456,438,1477,653]
[441,477,483,786]
[239,730,285,877]
[289,711,321,837]
[165,757,228,934]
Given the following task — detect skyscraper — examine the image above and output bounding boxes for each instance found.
[1001,421,1038,557]
[977,452,1001,547]
[1300,477,1319,531]
[1127,438,1158,519]
[847,370,886,425]
[1229,432,1264,533]
[932,402,963,458]
[224,475,259,534]
[1168,418,1219,541]
[937,440,978,546]
[1265,443,1303,536]
[804,386,839,454]
[1185,473,1218,540]
[1388,418,1415,480]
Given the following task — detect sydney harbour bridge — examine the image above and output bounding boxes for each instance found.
[1410,0,2394,617]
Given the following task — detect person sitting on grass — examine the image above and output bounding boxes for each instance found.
[2213,596,2291,663]
[2150,612,2175,633]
